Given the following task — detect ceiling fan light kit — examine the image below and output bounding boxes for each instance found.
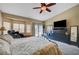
[33,3,56,13]
[41,6,47,11]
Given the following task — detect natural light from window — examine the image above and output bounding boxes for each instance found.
[3,22,11,34]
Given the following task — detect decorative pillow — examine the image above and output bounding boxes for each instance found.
[0,39,11,55]
[0,34,14,44]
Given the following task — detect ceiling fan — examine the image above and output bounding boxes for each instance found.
[33,3,56,13]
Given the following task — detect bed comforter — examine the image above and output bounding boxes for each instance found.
[10,36,62,55]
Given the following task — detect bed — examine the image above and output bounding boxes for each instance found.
[0,34,62,55]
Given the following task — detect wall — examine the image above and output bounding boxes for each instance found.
[0,11,3,35]
[0,11,2,27]
[44,4,79,33]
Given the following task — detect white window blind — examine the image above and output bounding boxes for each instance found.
[13,23,25,33]
[19,24,24,33]
[26,24,31,33]
[13,23,19,31]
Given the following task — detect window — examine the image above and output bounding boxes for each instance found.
[26,24,32,33]
[13,23,19,31]
[47,25,53,32]
[35,24,43,36]
[3,22,11,34]
[39,25,43,36]
[35,24,39,36]
[19,24,24,33]
[13,23,25,33]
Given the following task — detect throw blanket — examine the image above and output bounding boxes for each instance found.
[33,43,62,55]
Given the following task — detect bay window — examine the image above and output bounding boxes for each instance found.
[13,23,25,33]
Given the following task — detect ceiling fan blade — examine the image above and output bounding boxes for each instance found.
[33,7,41,9]
[46,3,56,7]
[40,10,43,13]
[46,8,51,12]
[41,3,46,7]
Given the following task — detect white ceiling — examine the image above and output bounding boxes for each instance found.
[0,3,78,21]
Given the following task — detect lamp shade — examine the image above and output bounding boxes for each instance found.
[0,27,6,31]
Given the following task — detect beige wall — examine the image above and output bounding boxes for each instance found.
[44,4,79,33]
[0,11,3,35]
[0,11,2,28]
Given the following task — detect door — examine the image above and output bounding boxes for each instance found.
[35,24,43,36]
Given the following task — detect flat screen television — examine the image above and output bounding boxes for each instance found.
[54,20,66,27]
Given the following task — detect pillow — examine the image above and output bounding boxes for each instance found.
[0,34,14,44]
[0,39,11,55]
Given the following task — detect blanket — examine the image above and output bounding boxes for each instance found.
[33,43,62,55]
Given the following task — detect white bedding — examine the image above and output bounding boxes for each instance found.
[1,34,79,55]
[10,36,52,55]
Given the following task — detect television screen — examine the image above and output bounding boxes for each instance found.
[54,20,66,27]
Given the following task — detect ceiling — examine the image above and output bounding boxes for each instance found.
[0,3,78,21]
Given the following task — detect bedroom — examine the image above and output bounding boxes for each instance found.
[0,3,79,55]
